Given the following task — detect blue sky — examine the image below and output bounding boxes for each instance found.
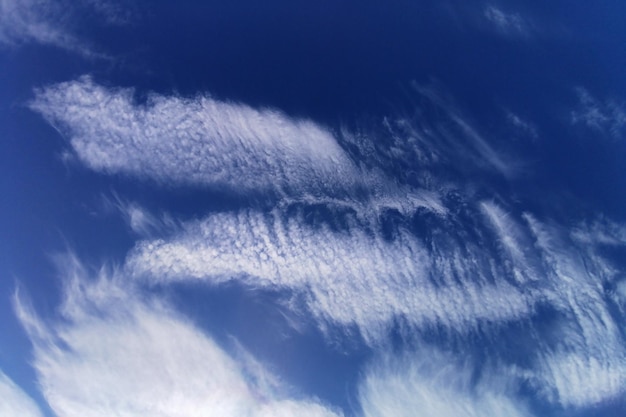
[1,1,626,416]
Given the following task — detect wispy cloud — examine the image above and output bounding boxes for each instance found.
[346,82,517,178]
[100,192,179,237]
[359,350,532,417]
[506,111,539,140]
[571,88,626,139]
[0,0,105,56]
[483,5,530,37]
[0,370,43,417]
[14,255,342,417]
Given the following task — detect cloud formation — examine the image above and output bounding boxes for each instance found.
[14,256,342,417]
[0,370,43,417]
[127,207,538,343]
[28,76,626,412]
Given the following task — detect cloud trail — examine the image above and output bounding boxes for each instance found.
[14,256,342,417]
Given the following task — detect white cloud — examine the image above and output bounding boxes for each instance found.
[127,208,536,343]
[571,88,626,139]
[0,370,44,417]
[359,351,533,417]
[14,256,342,417]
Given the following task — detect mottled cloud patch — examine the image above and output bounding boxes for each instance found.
[571,88,626,139]
[13,256,342,417]
[30,77,362,196]
[0,370,43,417]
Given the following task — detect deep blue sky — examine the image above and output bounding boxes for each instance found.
[1,1,626,417]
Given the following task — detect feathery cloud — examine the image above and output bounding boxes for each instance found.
[13,256,342,417]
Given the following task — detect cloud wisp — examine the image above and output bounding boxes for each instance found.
[571,88,626,139]
[13,255,342,417]
[342,82,517,180]
[483,5,530,37]
[0,370,43,417]
[0,0,107,56]
[359,351,533,417]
